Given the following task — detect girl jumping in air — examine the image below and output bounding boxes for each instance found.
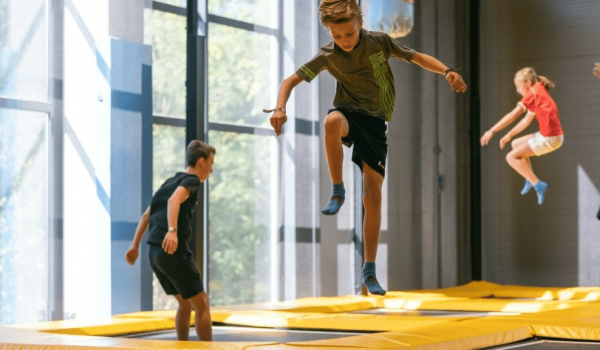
[480,67,563,205]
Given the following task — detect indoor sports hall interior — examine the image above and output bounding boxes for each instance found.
[1,0,600,349]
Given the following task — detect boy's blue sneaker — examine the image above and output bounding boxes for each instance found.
[521,180,532,195]
[322,182,345,215]
[533,181,548,205]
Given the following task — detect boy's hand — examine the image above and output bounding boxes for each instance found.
[125,247,139,265]
[162,231,178,255]
[446,72,467,93]
[480,130,495,146]
[270,111,287,136]
[500,134,511,150]
[594,62,600,79]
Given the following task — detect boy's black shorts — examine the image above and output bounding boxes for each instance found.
[328,107,388,178]
[148,244,204,299]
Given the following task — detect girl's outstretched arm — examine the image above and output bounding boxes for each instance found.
[499,111,536,149]
[594,62,600,79]
[480,104,526,146]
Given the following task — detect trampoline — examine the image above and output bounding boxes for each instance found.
[487,339,600,349]
[123,325,372,342]
[5,280,600,349]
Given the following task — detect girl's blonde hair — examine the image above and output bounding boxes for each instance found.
[319,0,363,27]
[515,67,555,91]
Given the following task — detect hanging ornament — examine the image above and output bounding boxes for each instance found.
[368,0,414,38]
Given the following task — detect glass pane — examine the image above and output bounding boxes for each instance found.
[208,130,274,305]
[0,108,48,324]
[148,10,186,119]
[154,0,187,8]
[152,124,185,310]
[209,0,274,28]
[208,23,275,127]
[0,0,49,101]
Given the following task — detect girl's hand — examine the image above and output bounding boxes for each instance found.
[594,62,600,79]
[446,71,467,93]
[162,231,178,255]
[270,111,287,136]
[480,130,495,146]
[500,135,511,150]
[125,247,139,265]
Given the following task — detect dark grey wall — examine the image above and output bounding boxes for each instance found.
[480,0,600,286]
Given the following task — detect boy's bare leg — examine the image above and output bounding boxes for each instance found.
[361,162,386,295]
[173,294,192,340]
[322,111,349,215]
[188,291,213,341]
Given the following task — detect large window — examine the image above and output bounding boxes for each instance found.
[206,0,280,306]
[0,0,50,325]
[0,109,48,324]
[145,1,188,310]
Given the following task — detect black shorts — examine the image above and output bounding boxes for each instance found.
[328,107,388,178]
[148,244,204,299]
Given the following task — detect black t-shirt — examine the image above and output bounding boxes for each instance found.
[146,172,200,254]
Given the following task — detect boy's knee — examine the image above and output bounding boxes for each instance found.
[323,112,343,133]
[363,187,382,206]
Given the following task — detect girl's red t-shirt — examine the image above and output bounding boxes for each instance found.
[518,82,563,137]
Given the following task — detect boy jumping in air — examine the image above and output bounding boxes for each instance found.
[268,0,466,295]
[125,140,215,341]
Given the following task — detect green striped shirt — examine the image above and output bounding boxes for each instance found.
[295,29,415,122]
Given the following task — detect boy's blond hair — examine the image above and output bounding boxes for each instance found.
[319,0,363,27]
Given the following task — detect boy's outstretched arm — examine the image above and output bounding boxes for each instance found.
[480,105,526,146]
[594,62,600,79]
[411,52,467,93]
[499,111,535,149]
[125,206,150,265]
[269,73,304,136]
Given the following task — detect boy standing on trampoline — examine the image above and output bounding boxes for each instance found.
[480,68,563,205]
[125,140,215,341]
[267,0,467,295]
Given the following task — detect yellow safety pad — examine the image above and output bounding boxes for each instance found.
[112,310,178,319]
[388,280,500,298]
[284,319,533,349]
[13,315,176,336]
[0,326,279,350]
[212,309,476,332]
[380,296,585,313]
[490,284,600,301]
[224,295,378,313]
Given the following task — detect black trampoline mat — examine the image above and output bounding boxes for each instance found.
[486,339,600,349]
[123,325,368,342]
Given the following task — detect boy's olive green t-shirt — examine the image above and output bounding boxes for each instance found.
[296,29,415,122]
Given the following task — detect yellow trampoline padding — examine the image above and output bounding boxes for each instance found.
[284,319,533,349]
[112,310,178,319]
[388,280,500,299]
[13,316,176,336]
[233,295,378,313]
[0,326,280,350]
[490,284,600,301]
[212,309,475,332]
[380,296,585,313]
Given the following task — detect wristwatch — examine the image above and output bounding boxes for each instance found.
[168,227,177,232]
